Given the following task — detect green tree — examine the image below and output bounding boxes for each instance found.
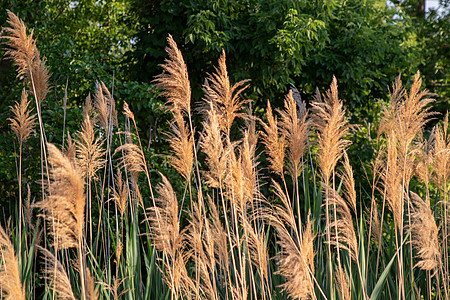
[128,0,420,118]
[392,0,450,116]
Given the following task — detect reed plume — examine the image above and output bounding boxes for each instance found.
[378,73,434,299]
[36,143,85,250]
[8,88,36,262]
[2,10,50,105]
[242,216,269,296]
[311,77,350,293]
[261,100,285,176]
[153,35,194,181]
[39,246,76,300]
[205,195,229,272]
[188,201,218,300]
[262,180,315,299]
[409,192,440,273]
[200,102,228,187]
[95,81,118,130]
[154,34,191,115]
[1,10,37,78]
[278,90,310,179]
[83,94,94,120]
[415,136,433,189]
[115,142,147,176]
[112,168,128,217]
[122,101,135,122]
[203,49,250,135]
[322,184,358,262]
[0,224,25,300]
[276,214,316,300]
[244,107,258,151]
[379,72,434,186]
[35,144,88,299]
[155,34,191,114]
[146,174,193,298]
[225,142,245,207]
[168,109,194,181]
[431,111,449,189]
[397,72,434,155]
[369,200,381,244]
[76,113,106,180]
[342,152,357,213]
[29,55,50,104]
[335,265,351,300]
[65,132,77,161]
[311,76,351,184]
[381,131,403,230]
[9,89,35,144]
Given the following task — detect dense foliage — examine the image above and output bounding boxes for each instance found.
[129,0,424,117]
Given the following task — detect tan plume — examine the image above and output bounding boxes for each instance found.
[322,184,358,262]
[115,142,146,176]
[168,110,194,181]
[36,143,85,250]
[432,111,449,188]
[2,10,50,105]
[76,114,106,180]
[95,81,117,130]
[0,224,25,300]
[276,215,316,300]
[409,192,441,273]
[39,246,76,300]
[311,77,351,184]
[8,89,35,144]
[203,49,250,135]
[200,102,228,187]
[146,174,193,298]
[261,100,285,176]
[112,168,128,217]
[154,34,191,115]
[278,90,310,179]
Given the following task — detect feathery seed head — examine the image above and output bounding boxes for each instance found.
[276,215,316,300]
[8,89,36,144]
[168,110,194,181]
[201,102,228,187]
[342,152,357,213]
[39,246,76,300]
[76,114,106,180]
[278,90,310,178]
[322,184,358,261]
[95,81,118,130]
[203,50,250,135]
[154,34,191,116]
[409,192,441,273]
[311,76,351,184]
[112,169,128,217]
[261,100,285,175]
[432,113,450,188]
[2,11,50,105]
[2,10,38,78]
[36,143,85,250]
[115,142,146,176]
[0,224,25,300]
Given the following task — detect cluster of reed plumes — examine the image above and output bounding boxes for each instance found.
[1,10,449,300]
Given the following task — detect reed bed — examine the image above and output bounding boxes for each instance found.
[1,11,449,300]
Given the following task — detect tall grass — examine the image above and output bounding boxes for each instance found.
[1,11,449,300]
